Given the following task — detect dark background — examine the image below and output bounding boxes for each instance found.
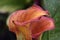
[0,12,16,40]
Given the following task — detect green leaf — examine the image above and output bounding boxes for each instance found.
[41,0,60,40]
[0,0,33,13]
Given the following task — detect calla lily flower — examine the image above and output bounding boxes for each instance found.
[7,4,54,40]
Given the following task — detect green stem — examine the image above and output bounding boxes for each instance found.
[16,33,43,40]
[32,34,43,40]
[16,33,25,40]
[38,34,43,40]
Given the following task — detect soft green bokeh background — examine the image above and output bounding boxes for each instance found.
[0,0,60,40]
[0,0,33,13]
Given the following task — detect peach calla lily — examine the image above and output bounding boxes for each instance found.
[7,4,54,40]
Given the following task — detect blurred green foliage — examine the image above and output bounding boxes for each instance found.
[0,0,60,40]
[0,0,33,12]
[41,0,60,40]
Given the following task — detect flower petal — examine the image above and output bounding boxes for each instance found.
[6,10,25,34]
[13,21,32,40]
[30,16,54,38]
[15,4,49,24]
[7,4,54,40]
[7,10,32,40]
[13,4,49,27]
[23,4,49,22]
[17,26,32,40]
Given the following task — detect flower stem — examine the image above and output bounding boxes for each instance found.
[38,34,42,40]
[32,34,42,40]
[16,33,25,40]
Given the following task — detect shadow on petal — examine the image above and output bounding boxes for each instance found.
[30,16,54,38]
